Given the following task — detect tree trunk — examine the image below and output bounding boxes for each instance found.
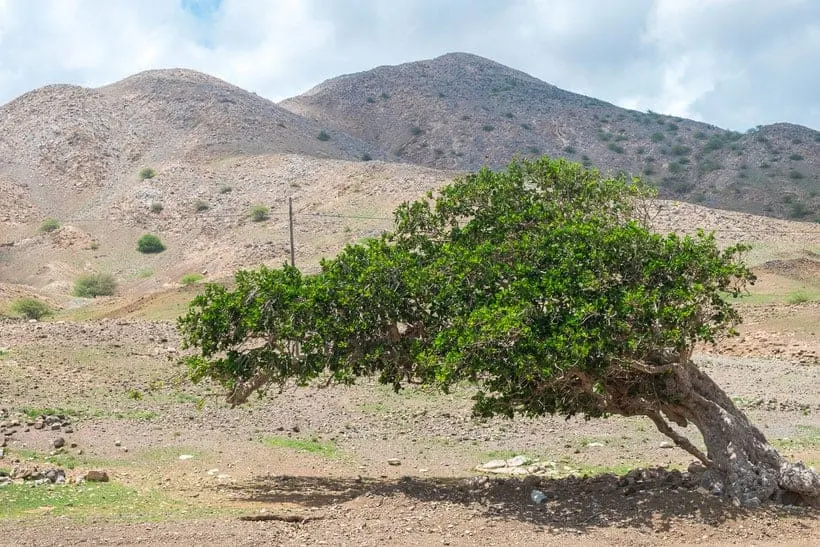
[656,360,820,507]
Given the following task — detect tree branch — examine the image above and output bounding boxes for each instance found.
[646,409,711,466]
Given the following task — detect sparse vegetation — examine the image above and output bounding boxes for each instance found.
[789,153,804,161]
[262,436,340,458]
[786,290,809,305]
[181,273,204,286]
[194,200,209,212]
[150,202,164,213]
[563,145,575,154]
[360,152,373,161]
[317,130,330,141]
[73,273,117,298]
[38,218,60,233]
[218,184,232,194]
[607,143,624,154]
[137,233,166,254]
[650,132,664,143]
[410,126,424,136]
[250,205,269,222]
[138,167,156,180]
[520,122,532,131]
[788,170,805,180]
[671,145,691,156]
[482,124,495,132]
[10,298,51,320]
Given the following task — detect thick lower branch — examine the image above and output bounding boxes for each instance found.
[646,409,711,465]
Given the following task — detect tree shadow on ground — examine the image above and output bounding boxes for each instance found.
[216,470,813,532]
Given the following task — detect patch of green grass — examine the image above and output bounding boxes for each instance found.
[786,290,810,305]
[180,273,204,286]
[136,269,154,279]
[10,448,110,471]
[0,482,191,521]
[19,407,84,419]
[773,425,820,449]
[17,406,158,422]
[262,436,340,458]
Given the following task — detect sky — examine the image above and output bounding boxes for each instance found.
[0,0,818,132]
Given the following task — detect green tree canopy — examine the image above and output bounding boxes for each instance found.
[178,157,818,506]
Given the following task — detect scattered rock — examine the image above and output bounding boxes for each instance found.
[84,470,110,482]
[387,458,401,466]
[179,454,194,460]
[659,441,675,449]
[505,455,531,467]
[52,437,65,449]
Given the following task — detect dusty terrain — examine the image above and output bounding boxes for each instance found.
[0,310,818,546]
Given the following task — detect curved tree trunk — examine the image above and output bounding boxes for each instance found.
[652,360,820,507]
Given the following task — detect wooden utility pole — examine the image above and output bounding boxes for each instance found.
[288,197,295,267]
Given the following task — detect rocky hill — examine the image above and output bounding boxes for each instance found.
[282,52,820,222]
[0,69,380,220]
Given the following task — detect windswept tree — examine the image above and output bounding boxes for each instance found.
[179,157,819,506]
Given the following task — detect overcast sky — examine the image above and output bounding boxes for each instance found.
[1,0,818,131]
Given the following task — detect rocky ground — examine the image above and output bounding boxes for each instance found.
[0,313,818,545]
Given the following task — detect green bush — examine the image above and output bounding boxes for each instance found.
[219,184,233,194]
[360,152,373,161]
[482,124,495,132]
[410,126,424,136]
[650,132,665,143]
[11,298,51,320]
[180,273,204,286]
[789,154,804,161]
[194,200,209,212]
[138,167,156,180]
[607,143,624,154]
[250,205,269,222]
[563,145,576,154]
[38,218,60,233]
[150,202,163,213]
[136,234,166,254]
[317,130,330,141]
[73,273,117,298]
[786,290,809,305]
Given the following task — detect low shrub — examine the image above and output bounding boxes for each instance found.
[250,205,269,222]
[219,184,232,194]
[11,298,51,320]
[136,234,165,254]
[150,202,163,213]
[138,167,156,180]
[38,218,60,233]
[317,130,330,141]
[73,273,117,298]
[194,200,209,212]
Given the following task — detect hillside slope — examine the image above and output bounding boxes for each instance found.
[0,69,380,220]
[281,52,820,221]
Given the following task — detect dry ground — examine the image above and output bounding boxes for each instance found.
[0,301,818,545]
[1,164,819,544]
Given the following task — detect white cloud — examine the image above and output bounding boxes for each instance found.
[0,0,817,131]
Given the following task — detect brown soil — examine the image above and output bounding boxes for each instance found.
[0,315,817,545]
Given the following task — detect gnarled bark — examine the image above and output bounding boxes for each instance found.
[652,360,820,506]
